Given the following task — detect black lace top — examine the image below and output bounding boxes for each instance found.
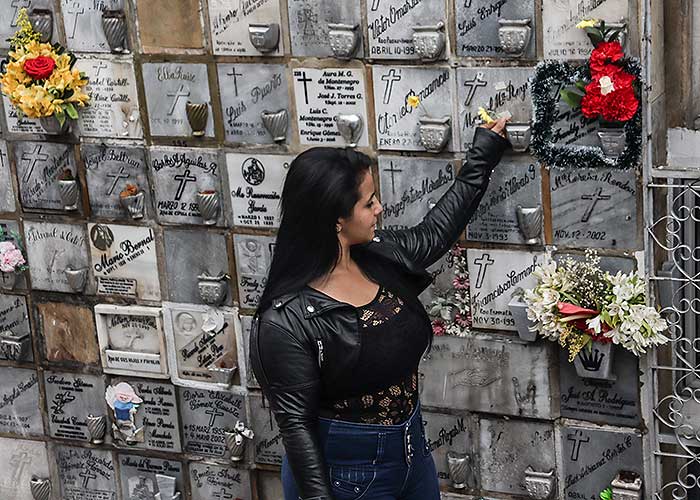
[319,286,429,425]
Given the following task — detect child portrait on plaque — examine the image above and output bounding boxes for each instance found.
[250,111,511,500]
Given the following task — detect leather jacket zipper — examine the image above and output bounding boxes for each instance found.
[316,339,324,368]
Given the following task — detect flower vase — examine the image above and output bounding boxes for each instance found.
[515,205,543,245]
[336,113,363,147]
[120,192,145,220]
[208,363,238,386]
[196,191,220,224]
[29,477,52,500]
[185,102,208,137]
[261,109,289,142]
[446,451,470,489]
[611,471,642,500]
[58,179,79,211]
[597,121,627,158]
[573,342,616,381]
[524,467,555,499]
[328,23,361,59]
[198,272,228,305]
[64,267,88,293]
[248,23,280,53]
[102,10,128,53]
[0,271,17,290]
[86,414,107,444]
[40,116,69,135]
[508,295,538,342]
[28,9,53,43]
[498,18,532,57]
[418,116,451,153]
[225,431,247,462]
[508,123,531,152]
[0,330,31,361]
[412,22,446,61]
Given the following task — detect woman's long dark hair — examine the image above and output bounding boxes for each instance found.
[256,147,372,314]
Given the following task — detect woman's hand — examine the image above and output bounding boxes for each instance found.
[480,116,509,139]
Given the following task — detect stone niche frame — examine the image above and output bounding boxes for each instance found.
[94,304,169,379]
[162,302,248,394]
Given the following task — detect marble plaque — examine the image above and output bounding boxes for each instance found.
[2,95,44,134]
[467,158,543,244]
[23,221,90,293]
[551,91,599,146]
[88,223,160,300]
[163,229,231,305]
[543,0,628,60]
[372,66,456,151]
[136,0,204,51]
[0,141,14,212]
[257,470,284,500]
[0,437,50,500]
[233,234,276,309]
[44,371,107,442]
[142,63,214,138]
[189,463,252,500]
[208,0,284,56]
[366,0,447,59]
[226,153,289,228]
[456,67,532,150]
[83,143,150,220]
[467,249,542,331]
[419,334,554,418]
[561,426,642,499]
[217,63,290,144]
[78,57,142,138]
[0,1,57,48]
[288,1,363,57]
[550,166,639,249]
[179,387,247,459]
[455,0,536,58]
[0,294,32,362]
[240,315,259,388]
[250,392,282,465]
[479,418,556,496]
[37,302,100,365]
[56,445,117,500]
[419,252,458,309]
[0,367,42,436]
[15,141,79,211]
[149,147,223,225]
[61,0,121,53]
[117,454,184,500]
[292,67,370,147]
[423,411,476,489]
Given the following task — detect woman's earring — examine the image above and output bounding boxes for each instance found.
[336,224,342,233]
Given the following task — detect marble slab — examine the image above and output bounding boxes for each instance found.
[149,147,223,225]
[372,66,456,151]
[117,454,184,500]
[552,93,599,146]
[0,367,42,436]
[232,234,276,309]
[550,166,639,249]
[23,221,90,293]
[60,0,122,53]
[0,0,58,49]
[37,301,100,365]
[0,437,50,500]
[292,66,369,147]
[249,392,282,465]
[226,152,289,228]
[44,371,107,442]
[189,463,252,500]
[419,334,554,418]
[423,411,476,489]
[142,63,214,138]
[0,294,32,362]
[240,315,259,388]
[257,470,284,500]
[78,57,142,138]
[288,1,363,57]
[56,445,117,500]
[0,141,14,212]
[82,143,150,220]
[208,0,284,56]
[217,63,291,144]
[3,95,47,134]
[88,223,160,300]
[14,141,79,212]
[467,249,542,331]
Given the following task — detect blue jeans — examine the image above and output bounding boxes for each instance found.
[282,405,439,500]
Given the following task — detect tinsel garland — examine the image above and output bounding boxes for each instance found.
[530,58,643,170]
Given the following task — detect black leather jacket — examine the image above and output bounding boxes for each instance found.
[250,128,511,500]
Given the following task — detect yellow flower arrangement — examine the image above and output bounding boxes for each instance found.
[477,107,495,124]
[0,9,89,124]
[576,18,599,29]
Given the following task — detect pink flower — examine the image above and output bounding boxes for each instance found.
[431,319,446,336]
[455,313,471,328]
[0,248,25,273]
[452,276,469,290]
[0,241,16,253]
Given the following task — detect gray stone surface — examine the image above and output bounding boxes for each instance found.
[44,371,107,442]
[249,392,282,465]
[0,367,42,436]
[550,167,639,249]
[117,454,184,500]
[217,63,290,144]
[233,234,276,309]
[55,445,117,500]
[0,294,32,362]
[142,64,214,138]
[551,97,599,146]
[288,1,363,57]
[0,141,14,212]
[60,0,122,53]
[208,0,284,56]
[256,470,284,500]
[423,411,476,489]
[189,463,252,500]
[0,437,50,500]
[419,334,555,418]
[0,0,58,49]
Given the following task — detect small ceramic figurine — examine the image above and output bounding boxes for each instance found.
[105,381,145,445]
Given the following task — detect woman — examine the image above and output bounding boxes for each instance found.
[250,118,510,500]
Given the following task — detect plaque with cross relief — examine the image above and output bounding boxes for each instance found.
[233,234,276,309]
[56,446,117,500]
[60,0,120,53]
[0,367,42,436]
[0,0,57,50]
[117,454,184,500]
[0,437,50,500]
[288,0,363,57]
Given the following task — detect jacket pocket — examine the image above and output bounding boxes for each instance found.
[328,465,376,500]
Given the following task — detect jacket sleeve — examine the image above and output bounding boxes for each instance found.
[250,316,332,500]
[376,126,511,269]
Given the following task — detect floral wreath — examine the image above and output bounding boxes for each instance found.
[428,245,472,337]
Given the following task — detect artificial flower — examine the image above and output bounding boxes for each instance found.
[478,106,495,123]
[599,76,615,95]
[407,95,420,108]
[590,41,624,74]
[23,55,55,80]
[576,18,599,29]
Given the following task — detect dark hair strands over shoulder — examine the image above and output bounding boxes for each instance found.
[256,147,373,315]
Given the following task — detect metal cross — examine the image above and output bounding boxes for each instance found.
[580,188,611,223]
[10,0,30,27]
[473,253,495,289]
[381,69,401,104]
[226,67,243,97]
[92,61,108,77]
[66,6,85,39]
[567,430,590,461]
[166,84,191,116]
[21,145,49,183]
[383,161,403,195]
[212,488,233,500]
[296,71,312,105]
[205,406,225,427]
[10,451,31,482]
[106,165,130,196]
[173,169,196,201]
[79,468,97,488]
[462,73,488,106]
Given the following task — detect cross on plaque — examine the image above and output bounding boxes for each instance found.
[166,84,191,116]
[567,430,590,461]
[21,145,49,183]
[473,253,494,289]
[226,67,243,97]
[79,468,97,488]
[299,6,318,36]
[173,169,196,201]
[383,161,403,195]
[10,0,30,27]
[66,6,85,39]
[580,188,611,223]
[92,61,108,77]
[462,73,488,106]
[381,69,401,105]
[212,488,233,500]
[106,165,130,196]
[205,406,225,426]
[296,71,312,106]
[10,451,31,482]
[124,330,144,349]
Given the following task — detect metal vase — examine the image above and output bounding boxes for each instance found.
[0,331,31,361]
[418,116,451,153]
[155,474,178,500]
[101,10,128,53]
[524,467,555,499]
[412,22,446,61]
[186,102,209,137]
[498,18,532,57]
[446,451,470,489]
[224,431,246,462]
[597,127,627,158]
[508,123,532,152]
[120,192,145,220]
[248,23,280,53]
[508,295,538,342]
[515,205,543,245]
[607,20,628,49]
[611,471,642,500]
[58,179,79,211]
[196,191,220,224]
[65,267,88,292]
[261,109,288,142]
[208,364,238,386]
[336,113,363,147]
[0,271,17,291]
[28,9,53,43]
[40,116,69,135]
[86,414,107,444]
[573,342,616,381]
[29,476,52,500]
[328,23,360,59]
[197,272,228,305]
